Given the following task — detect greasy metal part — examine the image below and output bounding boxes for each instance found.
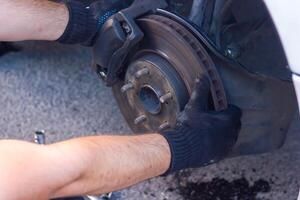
[112,12,227,132]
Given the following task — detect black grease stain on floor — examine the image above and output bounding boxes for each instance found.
[178,177,271,200]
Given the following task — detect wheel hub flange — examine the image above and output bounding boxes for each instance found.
[122,53,189,131]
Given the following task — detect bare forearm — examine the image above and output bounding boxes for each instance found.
[0,134,171,199]
[0,140,68,200]
[0,0,68,41]
[51,134,171,197]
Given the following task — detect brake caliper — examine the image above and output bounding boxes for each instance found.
[92,0,168,86]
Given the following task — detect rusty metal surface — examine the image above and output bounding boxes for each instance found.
[112,13,227,133]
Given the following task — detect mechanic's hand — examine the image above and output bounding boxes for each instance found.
[59,0,133,45]
[161,75,242,174]
[84,0,134,45]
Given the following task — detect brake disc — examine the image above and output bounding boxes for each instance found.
[112,12,227,133]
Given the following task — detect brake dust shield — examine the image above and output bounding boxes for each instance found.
[112,13,227,133]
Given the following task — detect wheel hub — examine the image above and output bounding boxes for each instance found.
[112,12,227,133]
[122,53,189,131]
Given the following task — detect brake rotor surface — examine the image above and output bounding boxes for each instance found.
[112,13,227,133]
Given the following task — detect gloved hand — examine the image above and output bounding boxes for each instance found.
[161,75,242,174]
[58,0,133,45]
[84,0,134,45]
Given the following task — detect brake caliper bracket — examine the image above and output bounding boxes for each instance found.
[93,0,168,86]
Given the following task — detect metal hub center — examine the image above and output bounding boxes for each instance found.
[139,85,161,115]
[121,53,189,131]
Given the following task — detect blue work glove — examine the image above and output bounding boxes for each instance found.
[161,76,242,174]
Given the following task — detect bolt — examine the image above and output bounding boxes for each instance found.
[122,23,131,34]
[158,122,170,131]
[135,68,149,79]
[134,115,147,125]
[34,130,46,145]
[159,92,172,103]
[121,82,134,93]
[98,71,107,79]
[225,44,241,59]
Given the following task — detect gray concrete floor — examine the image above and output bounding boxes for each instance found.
[0,42,299,200]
